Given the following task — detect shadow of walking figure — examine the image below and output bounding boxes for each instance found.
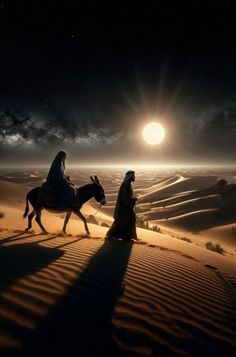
[21,240,133,357]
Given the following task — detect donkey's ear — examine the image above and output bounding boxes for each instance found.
[94,175,100,184]
[90,176,95,183]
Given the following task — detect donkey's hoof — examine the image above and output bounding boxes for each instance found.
[25,229,33,234]
[62,230,69,236]
[59,231,71,237]
[42,230,49,235]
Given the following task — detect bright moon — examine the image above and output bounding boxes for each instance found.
[143,122,165,145]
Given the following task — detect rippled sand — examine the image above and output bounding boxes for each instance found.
[0,167,236,356]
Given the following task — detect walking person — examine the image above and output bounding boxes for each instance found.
[106,170,137,240]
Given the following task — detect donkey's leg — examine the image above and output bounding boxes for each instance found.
[35,208,48,234]
[62,211,72,234]
[25,209,35,231]
[73,209,90,235]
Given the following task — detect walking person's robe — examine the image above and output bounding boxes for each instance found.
[106,179,137,240]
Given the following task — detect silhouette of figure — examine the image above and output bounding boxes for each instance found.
[39,151,76,210]
[106,170,137,240]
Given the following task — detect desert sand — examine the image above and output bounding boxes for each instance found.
[0,168,236,356]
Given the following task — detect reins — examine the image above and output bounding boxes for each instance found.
[90,198,102,217]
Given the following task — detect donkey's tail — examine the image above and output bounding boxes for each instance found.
[23,192,30,219]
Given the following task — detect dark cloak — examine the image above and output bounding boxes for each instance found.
[39,151,76,210]
[106,179,137,240]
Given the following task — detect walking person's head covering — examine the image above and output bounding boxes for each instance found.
[124,170,135,183]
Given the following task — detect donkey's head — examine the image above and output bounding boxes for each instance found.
[90,176,106,205]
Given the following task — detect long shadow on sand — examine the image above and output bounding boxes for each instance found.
[0,233,44,245]
[22,239,134,357]
[0,242,63,294]
[0,242,64,356]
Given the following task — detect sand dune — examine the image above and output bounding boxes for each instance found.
[0,181,31,206]
[203,223,236,249]
[0,231,236,356]
[138,176,218,203]
[135,176,236,244]
[136,175,184,195]
[1,171,236,356]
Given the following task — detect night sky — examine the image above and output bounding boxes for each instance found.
[1,0,236,165]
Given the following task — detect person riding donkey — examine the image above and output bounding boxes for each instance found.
[38,150,76,210]
[23,151,106,234]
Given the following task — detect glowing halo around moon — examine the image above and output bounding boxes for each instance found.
[142,122,165,145]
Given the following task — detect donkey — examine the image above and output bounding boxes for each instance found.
[23,176,106,235]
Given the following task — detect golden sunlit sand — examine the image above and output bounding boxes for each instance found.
[0,169,236,356]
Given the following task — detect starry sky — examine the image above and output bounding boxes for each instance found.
[0,0,236,166]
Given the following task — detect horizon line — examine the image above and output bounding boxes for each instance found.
[1,162,236,169]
